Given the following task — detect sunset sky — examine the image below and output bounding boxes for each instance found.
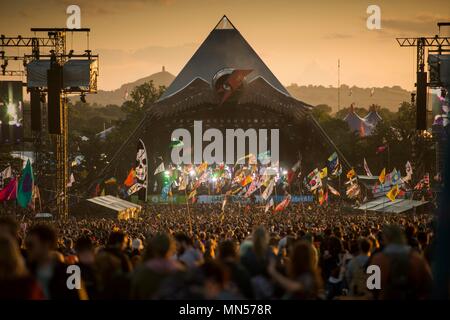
[1,0,449,91]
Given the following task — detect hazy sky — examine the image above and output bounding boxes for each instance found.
[1,0,449,91]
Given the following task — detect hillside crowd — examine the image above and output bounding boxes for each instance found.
[0,203,436,300]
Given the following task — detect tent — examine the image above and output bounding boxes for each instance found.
[74,195,141,220]
[343,104,374,136]
[356,197,429,214]
[364,105,382,126]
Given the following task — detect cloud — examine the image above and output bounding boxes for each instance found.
[322,33,353,40]
[381,14,450,35]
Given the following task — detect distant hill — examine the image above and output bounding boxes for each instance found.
[83,68,411,112]
[286,84,412,112]
[83,68,175,106]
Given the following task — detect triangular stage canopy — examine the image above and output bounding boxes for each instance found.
[160,15,290,100]
[364,105,383,126]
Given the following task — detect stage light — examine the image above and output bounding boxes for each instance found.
[164,170,170,176]
[211,177,217,182]
[80,93,86,103]
[282,170,288,175]
[189,169,196,176]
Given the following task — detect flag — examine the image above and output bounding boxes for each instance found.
[319,167,328,179]
[376,145,387,154]
[17,160,34,208]
[307,168,322,191]
[0,177,17,201]
[241,175,253,187]
[262,179,275,200]
[197,162,208,174]
[346,168,356,180]
[287,159,301,184]
[327,184,340,196]
[0,166,12,180]
[154,162,165,175]
[359,121,366,137]
[257,150,271,163]
[346,183,360,199]
[178,174,188,191]
[161,183,171,200]
[327,152,338,172]
[67,173,76,187]
[391,168,401,185]
[378,168,386,184]
[244,179,259,197]
[127,183,143,196]
[386,184,400,201]
[274,194,291,212]
[405,161,413,182]
[265,198,274,213]
[363,158,373,176]
[349,88,353,96]
[169,139,184,148]
[318,188,328,205]
[370,88,375,97]
[124,168,136,187]
[188,189,197,199]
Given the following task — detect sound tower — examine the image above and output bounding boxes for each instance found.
[30,88,41,131]
[47,65,63,134]
[416,71,427,130]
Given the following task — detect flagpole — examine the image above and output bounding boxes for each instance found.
[184,189,193,235]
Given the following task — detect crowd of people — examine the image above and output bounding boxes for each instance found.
[0,202,437,300]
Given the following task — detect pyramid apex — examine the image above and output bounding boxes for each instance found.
[214,15,236,30]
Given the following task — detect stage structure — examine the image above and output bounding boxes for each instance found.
[97,16,350,200]
[1,29,99,217]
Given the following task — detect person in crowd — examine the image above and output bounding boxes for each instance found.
[268,241,323,299]
[174,232,204,268]
[131,233,184,299]
[102,230,132,273]
[0,235,44,300]
[345,237,372,297]
[25,224,86,300]
[371,224,433,300]
[218,239,253,299]
[75,235,97,299]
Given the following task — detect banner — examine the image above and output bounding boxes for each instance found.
[134,139,148,201]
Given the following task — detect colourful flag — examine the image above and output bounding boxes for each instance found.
[318,188,328,205]
[346,183,360,199]
[17,160,34,208]
[124,168,136,187]
[0,177,17,201]
[359,121,366,137]
[308,168,322,191]
[265,198,274,213]
[127,183,143,196]
[241,175,253,187]
[319,167,328,179]
[197,162,208,174]
[391,168,401,185]
[378,168,386,184]
[154,162,165,175]
[0,166,12,180]
[346,168,356,180]
[404,161,413,182]
[244,179,259,197]
[188,189,197,199]
[327,152,338,172]
[386,184,400,201]
[274,194,291,212]
[262,179,275,200]
[327,184,340,196]
[363,158,373,176]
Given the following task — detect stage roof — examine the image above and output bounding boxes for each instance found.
[356,197,428,214]
[159,15,290,100]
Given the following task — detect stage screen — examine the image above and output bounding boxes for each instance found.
[0,81,23,144]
